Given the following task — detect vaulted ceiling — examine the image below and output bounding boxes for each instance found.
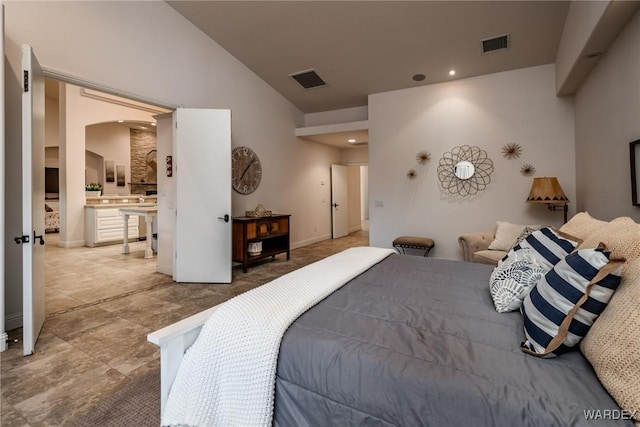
[168,1,571,114]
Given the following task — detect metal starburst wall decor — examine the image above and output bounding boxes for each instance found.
[502,142,522,160]
[416,150,431,165]
[520,164,536,176]
[437,145,494,196]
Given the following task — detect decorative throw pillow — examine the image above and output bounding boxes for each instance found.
[521,244,625,358]
[580,257,640,418]
[508,226,537,251]
[559,211,608,241]
[489,248,547,313]
[577,216,640,263]
[512,227,580,271]
[488,221,541,251]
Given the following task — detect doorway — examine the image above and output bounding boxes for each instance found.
[43,78,170,316]
[331,164,369,239]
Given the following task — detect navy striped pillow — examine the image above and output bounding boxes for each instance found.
[521,244,625,358]
[513,227,580,270]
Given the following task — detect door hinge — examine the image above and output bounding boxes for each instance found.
[23,71,29,92]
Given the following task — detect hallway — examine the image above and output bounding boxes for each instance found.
[1,230,369,426]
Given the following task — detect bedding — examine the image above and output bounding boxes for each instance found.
[273,255,632,426]
[162,247,395,426]
[45,210,59,232]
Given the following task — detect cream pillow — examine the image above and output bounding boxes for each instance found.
[488,221,541,251]
[581,257,640,420]
[559,211,608,241]
[578,217,640,262]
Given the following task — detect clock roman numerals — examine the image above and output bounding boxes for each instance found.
[231,146,262,195]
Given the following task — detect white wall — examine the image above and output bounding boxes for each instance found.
[155,115,174,276]
[347,166,362,233]
[305,106,368,127]
[574,10,640,222]
[4,1,340,326]
[555,0,610,93]
[45,94,59,148]
[369,64,576,259]
[341,146,368,165]
[85,123,131,196]
[57,83,155,248]
[360,165,369,220]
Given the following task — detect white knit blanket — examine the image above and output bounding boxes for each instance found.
[162,246,395,427]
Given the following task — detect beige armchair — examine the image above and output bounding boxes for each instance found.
[458,230,506,266]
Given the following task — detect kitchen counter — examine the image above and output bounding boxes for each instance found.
[86,195,157,205]
[85,202,156,247]
[85,203,157,209]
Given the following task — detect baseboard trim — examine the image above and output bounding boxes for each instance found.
[58,239,86,248]
[348,225,362,233]
[156,264,173,276]
[0,332,8,352]
[291,233,332,250]
[6,312,22,331]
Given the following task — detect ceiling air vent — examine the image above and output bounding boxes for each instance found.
[290,69,327,89]
[482,34,510,54]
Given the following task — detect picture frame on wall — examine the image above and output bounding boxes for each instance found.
[116,164,125,187]
[105,160,115,183]
[630,140,640,206]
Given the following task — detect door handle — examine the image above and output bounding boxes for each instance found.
[332,203,339,208]
[217,214,230,223]
[14,234,29,244]
[33,231,45,245]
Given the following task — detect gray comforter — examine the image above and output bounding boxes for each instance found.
[273,255,630,426]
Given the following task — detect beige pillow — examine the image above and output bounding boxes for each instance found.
[581,257,640,420]
[577,217,640,262]
[488,221,541,251]
[559,211,608,241]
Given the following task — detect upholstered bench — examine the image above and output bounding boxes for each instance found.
[392,236,435,257]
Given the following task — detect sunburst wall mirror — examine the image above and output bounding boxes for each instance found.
[437,145,494,196]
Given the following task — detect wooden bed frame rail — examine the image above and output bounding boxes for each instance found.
[147,305,219,413]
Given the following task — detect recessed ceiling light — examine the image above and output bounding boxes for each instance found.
[140,126,148,130]
[117,119,124,123]
[449,70,456,76]
[151,122,157,126]
[348,139,357,143]
[412,74,426,82]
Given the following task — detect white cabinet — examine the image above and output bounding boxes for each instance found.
[85,207,139,247]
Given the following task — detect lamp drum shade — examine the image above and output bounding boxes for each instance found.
[526,177,569,204]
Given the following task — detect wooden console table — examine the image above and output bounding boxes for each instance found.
[232,214,291,272]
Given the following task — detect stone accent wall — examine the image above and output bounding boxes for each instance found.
[130,129,158,195]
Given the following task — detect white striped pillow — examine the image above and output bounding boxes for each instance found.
[513,227,580,270]
[521,244,625,358]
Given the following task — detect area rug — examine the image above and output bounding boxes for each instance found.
[69,368,160,427]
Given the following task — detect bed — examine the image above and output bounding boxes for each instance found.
[148,245,635,426]
[45,208,59,232]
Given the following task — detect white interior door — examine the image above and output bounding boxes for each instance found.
[0,4,7,353]
[174,108,232,283]
[331,164,349,239]
[21,45,46,355]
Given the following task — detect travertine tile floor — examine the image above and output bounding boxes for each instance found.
[1,230,369,426]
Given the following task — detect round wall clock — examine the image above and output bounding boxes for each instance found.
[231,146,262,195]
